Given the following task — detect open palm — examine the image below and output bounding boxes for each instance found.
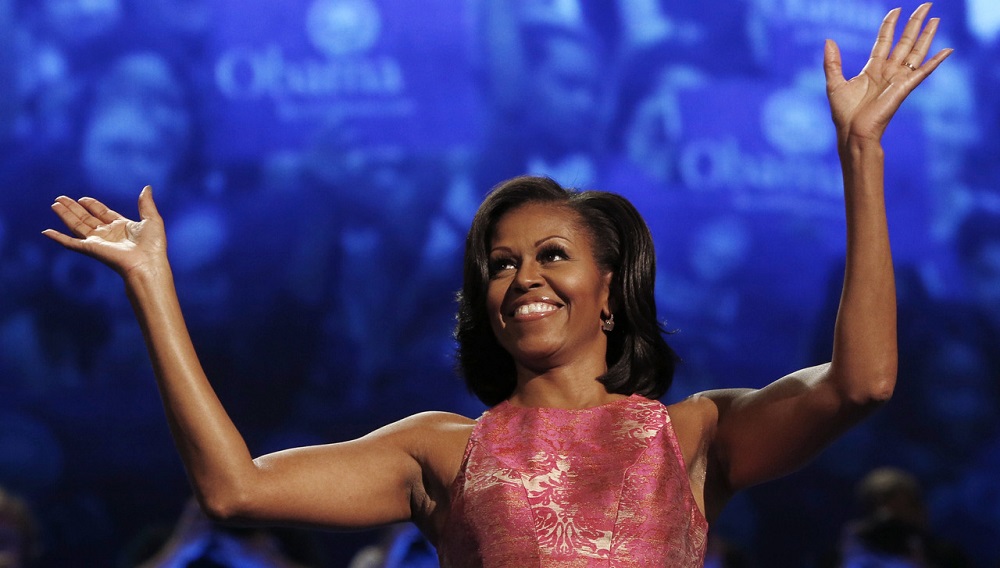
[43,186,167,277]
[825,3,952,145]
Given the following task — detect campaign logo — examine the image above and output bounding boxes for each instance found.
[674,80,843,210]
[747,0,890,66]
[215,0,401,100]
[306,0,382,57]
[208,0,475,160]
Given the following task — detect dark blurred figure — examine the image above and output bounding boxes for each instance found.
[890,303,1000,487]
[654,214,754,399]
[0,486,40,568]
[0,0,15,142]
[347,525,438,568]
[832,467,969,568]
[611,53,707,189]
[703,534,750,568]
[122,498,324,568]
[218,122,477,435]
[7,0,133,156]
[0,45,206,393]
[808,256,1000,566]
[955,208,1000,331]
[474,4,609,189]
[1,41,212,566]
[910,54,982,244]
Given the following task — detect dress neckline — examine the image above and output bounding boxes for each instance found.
[496,393,647,413]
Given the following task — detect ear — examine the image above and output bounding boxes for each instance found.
[600,271,614,318]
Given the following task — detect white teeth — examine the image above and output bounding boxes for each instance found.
[515,303,558,316]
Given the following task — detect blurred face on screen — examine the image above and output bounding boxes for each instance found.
[922,340,998,453]
[914,59,980,182]
[624,65,707,184]
[968,242,1000,319]
[81,103,179,199]
[524,36,602,153]
[43,0,122,45]
[133,0,214,37]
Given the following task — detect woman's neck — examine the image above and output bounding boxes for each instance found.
[508,362,625,409]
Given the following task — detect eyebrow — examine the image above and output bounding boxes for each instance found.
[490,235,572,253]
[535,235,568,247]
[490,235,570,254]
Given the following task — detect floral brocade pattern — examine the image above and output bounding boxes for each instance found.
[438,395,708,567]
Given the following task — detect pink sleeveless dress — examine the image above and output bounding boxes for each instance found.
[437,394,708,567]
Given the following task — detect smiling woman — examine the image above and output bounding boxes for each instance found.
[457,176,678,408]
[41,4,951,567]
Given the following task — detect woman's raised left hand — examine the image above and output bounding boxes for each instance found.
[825,2,952,146]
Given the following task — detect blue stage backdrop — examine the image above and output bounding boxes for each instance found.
[1,0,999,565]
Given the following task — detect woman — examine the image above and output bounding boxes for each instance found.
[43,5,950,566]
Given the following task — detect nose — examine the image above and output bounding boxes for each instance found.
[512,260,543,292]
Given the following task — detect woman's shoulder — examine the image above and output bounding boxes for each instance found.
[398,410,478,428]
[373,411,477,448]
[388,411,477,460]
[358,411,476,482]
[387,412,477,532]
[663,389,756,478]
[665,388,756,429]
[666,393,720,426]
[664,394,724,461]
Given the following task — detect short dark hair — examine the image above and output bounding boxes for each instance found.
[455,175,678,406]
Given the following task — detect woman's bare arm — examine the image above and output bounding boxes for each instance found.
[44,188,473,530]
[694,4,952,510]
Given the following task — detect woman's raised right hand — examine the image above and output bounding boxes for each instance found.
[43,186,168,278]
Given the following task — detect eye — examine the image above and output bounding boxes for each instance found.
[538,245,569,263]
[488,255,517,277]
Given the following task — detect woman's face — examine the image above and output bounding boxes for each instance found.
[486,203,612,371]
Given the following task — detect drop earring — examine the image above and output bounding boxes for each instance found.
[601,314,615,332]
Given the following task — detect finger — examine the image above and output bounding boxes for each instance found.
[137,185,162,222]
[903,47,954,89]
[78,196,125,225]
[889,3,933,63]
[905,17,940,67]
[824,39,847,92]
[870,7,901,61]
[51,198,98,237]
[41,228,85,251]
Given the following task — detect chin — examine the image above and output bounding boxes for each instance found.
[508,342,565,368]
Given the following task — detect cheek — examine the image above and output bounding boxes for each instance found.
[485,281,507,330]
[566,272,607,312]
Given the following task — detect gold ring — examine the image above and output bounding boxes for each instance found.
[903,61,917,71]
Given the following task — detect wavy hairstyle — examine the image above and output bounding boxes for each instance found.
[455,176,678,406]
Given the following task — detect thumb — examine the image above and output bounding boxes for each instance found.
[824,39,846,93]
[137,185,162,221]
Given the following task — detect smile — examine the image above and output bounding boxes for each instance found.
[511,302,562,318]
